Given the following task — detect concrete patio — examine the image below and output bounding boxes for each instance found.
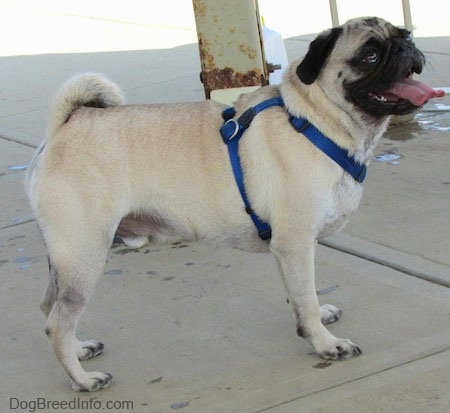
[1,1,449,412]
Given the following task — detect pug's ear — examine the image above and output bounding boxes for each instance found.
[296,27,343,85]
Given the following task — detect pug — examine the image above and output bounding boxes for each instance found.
[26,16,444,391]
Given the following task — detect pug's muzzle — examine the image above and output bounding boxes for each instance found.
[346,28,439,116]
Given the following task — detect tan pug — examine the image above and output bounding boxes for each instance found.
[26,17,444,391]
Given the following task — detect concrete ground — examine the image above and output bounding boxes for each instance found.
[1,1,449,412]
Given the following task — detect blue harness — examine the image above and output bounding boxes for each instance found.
[220,97,367,240]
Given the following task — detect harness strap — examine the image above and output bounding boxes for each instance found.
[289,117,367,183]
[220,97,283,240]
[220,97,367,240]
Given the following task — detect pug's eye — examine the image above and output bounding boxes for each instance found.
[362,50,380,64]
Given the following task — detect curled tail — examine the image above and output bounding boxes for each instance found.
[48,72,124,137]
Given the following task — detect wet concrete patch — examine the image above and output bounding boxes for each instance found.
[148,375,163,384]
[170,401,189,409]
[113,248,140,256]
[7,164,28,172]
[313,361,333,369]
[373,152,403,164]
[104,269,123,276]
[0,139,34,176]
[385,98,450,141]
[386,122,424,141]
[13,255,40,269]
[316,285,339,296]
[416,113,450,132]
[172,242,189,249]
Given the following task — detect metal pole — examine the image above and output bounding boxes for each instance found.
[329,0,339,27]
[192,0,268,104]
[402,0,414,33]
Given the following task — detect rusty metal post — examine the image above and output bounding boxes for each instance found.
[192,0,268,105]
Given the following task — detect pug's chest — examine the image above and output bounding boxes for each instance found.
[317,177,363,239]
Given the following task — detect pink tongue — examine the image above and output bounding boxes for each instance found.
[387,78,445,106]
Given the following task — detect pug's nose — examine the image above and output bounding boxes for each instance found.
[394,41,413,56]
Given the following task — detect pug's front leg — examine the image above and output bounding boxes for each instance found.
[271,240,361,360]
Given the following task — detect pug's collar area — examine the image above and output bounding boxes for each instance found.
[288,116,367,183]
[220,97,367,240]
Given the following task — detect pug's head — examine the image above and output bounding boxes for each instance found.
[296,17,442,117]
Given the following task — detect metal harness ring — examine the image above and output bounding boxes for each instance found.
[223,118,240,140]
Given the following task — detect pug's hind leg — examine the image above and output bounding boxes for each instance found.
[40,258,58,318]
[45,286,112,391]
[43,231,114,392]
[43,259,106,362]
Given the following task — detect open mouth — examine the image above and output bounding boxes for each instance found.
[351,71,445,116]
[369,73,444,108]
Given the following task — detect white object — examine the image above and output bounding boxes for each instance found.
[261,23,289,85]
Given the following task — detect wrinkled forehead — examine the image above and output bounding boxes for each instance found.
[329,16,411,63]
[343,17,409,42]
